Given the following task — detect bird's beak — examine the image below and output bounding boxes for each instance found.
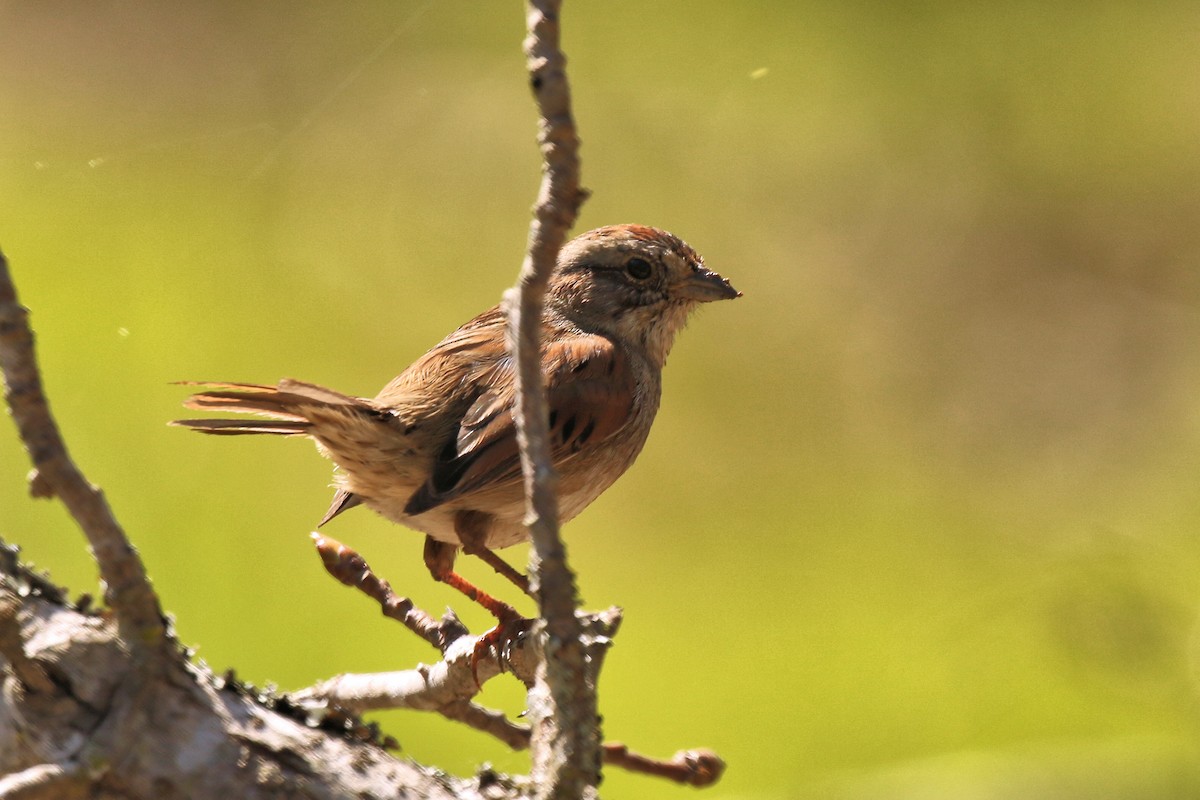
[678,266,741,302]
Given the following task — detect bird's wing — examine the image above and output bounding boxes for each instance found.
[403,334,635,515]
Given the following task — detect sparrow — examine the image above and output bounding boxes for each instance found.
[175,225,739,614]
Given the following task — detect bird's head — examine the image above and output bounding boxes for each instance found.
[548,225,740,366]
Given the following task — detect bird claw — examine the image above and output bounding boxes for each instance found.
[470,617,521,688]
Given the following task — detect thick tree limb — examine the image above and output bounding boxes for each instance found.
[0,540,508,799]
[0,251,167,652]
[0,592,55,695]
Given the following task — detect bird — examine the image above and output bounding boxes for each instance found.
[174,224,739,616]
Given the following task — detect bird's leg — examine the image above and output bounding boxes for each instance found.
[463,546,532,597]
[422,536,520,623]
[424,535,523,686]
[455,510,534,598]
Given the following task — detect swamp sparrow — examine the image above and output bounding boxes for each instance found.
[176,225,739,612]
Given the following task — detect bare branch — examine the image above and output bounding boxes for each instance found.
[296,608,620,716]
[296,629,722,790]
[0,251,166,651]
[434,712,728,789]
[293,614,537,714]
[602,744,727,788]
[505,0,587,625]
[439,701,533,750]
[311,532,468,651]
[502,2,600,797]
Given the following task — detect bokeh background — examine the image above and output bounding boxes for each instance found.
[3,2,1200,797]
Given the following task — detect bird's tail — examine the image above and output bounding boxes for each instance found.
[171,379,363,436]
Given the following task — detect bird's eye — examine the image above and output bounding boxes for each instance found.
[625,257,652,280]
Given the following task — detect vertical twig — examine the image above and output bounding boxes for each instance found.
[501,1,596,797]
[506,5,587,605]
[0,251,166,652]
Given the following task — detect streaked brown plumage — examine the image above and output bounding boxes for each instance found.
[175,225,738,605]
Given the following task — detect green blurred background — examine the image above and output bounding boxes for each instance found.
[3,2,1200,797]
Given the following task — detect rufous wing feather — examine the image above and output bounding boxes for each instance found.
[404,334,635,515]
